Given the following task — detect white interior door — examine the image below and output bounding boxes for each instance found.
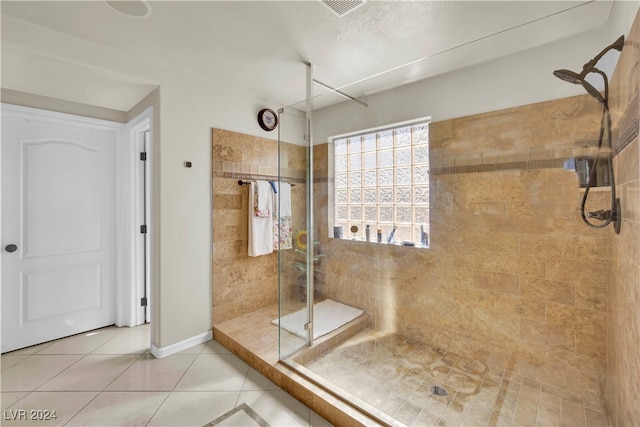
[1,105,121,353]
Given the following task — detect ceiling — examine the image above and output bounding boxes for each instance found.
[0,1,619,112]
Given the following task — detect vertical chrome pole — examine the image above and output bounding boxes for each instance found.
[305,62,314,347]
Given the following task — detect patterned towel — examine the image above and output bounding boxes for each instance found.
[254,181,272,218]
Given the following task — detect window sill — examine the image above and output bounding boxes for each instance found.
[330,236,430,249]
[578,186,611,192]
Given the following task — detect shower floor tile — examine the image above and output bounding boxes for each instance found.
[216,308,609,427]
[303,328,610,427]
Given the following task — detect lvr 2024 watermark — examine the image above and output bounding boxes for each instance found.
[3,409,58,421]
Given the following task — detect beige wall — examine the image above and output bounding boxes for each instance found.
[211,128,307,325]
[315,94,613,407]
[607,10,640,427]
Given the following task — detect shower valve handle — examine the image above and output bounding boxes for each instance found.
[586,210,611,221]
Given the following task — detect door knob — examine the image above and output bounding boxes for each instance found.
[5,244,17,253]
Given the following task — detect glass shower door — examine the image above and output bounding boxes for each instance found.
[277,107,312,359]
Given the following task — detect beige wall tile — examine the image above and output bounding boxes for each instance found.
[576,331,607,360]
[547,323,576,351]
[542,280,576,306]
[520,319,546,345]
[212,129,306,324]
[472,271,520,296]
[546,302,576,326]
[604,12,639,426]
[576,282,607,312]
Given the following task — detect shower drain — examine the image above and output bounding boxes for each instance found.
[430,385,448,397]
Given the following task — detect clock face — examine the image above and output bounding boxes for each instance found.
[258,108,278,131]
[263,111,276,126]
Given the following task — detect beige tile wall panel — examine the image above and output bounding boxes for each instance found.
[607,9,640,427]
[211,129,307,325]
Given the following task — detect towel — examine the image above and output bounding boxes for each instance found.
[272,182,292,250]
[248,181,274,257]
[254,181,272,218]
[279,182,292,217]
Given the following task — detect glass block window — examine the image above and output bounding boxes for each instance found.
[332,119,430,246]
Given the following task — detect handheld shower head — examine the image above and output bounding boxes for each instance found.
[553,68,605,103]
[553,69,582,84]
[580,77,605,104]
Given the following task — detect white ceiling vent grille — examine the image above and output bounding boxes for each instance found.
[322,0,366,17]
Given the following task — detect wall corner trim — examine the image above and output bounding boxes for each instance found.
[150,330,213,358]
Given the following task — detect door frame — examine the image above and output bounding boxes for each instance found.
[118,107,153,327]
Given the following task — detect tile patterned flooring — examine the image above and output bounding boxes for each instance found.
[216,306,611,427]
[303,329,611,427]
[0,324,331,427]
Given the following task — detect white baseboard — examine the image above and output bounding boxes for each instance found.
[150,330,213,358]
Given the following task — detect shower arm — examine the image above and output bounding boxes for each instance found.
[578,35,625,78]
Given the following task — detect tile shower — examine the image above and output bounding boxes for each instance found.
[308,96,612,426]
[212,12,640,427]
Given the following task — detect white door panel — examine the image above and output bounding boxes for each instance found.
[23,140,104,257]
[2,106,121,353]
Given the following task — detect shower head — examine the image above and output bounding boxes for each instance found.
[553,69,582,84]
[553,35,624,104]
[553,68,605,103]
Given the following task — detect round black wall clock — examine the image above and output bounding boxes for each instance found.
[257,108,278,131]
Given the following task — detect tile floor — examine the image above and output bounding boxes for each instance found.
[0,324,331,427]
[303,329,611,427]
[216,306,612,427]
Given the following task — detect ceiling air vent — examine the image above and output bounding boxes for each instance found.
[322,0,366,17]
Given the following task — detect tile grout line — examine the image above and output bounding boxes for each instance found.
[165,339,208,393]
[143,336,210,426]
[479,370,504,427]
[487,367,511,426]
[85,326,127,356]
[143,391,172,426]
[234,370,249,408]
[100,352,146,390]
[525,380,542,426]
[32,353,92,392]
[61,326,139,426]
[456,365,489,427]
[511,374,524,427]
[57,349,147,425]
[61,391,102,427]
